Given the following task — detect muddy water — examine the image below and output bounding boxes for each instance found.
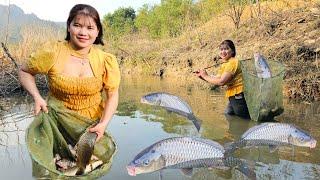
[0,76,319,179]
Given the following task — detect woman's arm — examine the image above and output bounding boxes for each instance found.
[18,64,48,115]
[195,69,233,86]
[89,89,119,141]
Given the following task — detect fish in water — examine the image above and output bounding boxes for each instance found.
[225,123,317,154]
[55,148,102,176]
[254,53,271,78]
[55,153,103,176]
[75,131,97,175]
[141,92,201,131]
[127,137,255,179]
[63,159,103,176]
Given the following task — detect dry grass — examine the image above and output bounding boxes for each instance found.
[0,0,319,102]
[113,0,319,102]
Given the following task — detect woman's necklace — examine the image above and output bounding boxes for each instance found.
[79,58,88,65]
[68,42,90,65]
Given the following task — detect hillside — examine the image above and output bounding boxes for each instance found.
[109,1,319,102]
[0,4,64,43]
[0,1,318,102]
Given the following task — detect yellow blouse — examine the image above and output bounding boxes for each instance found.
[27,41,121,120]
[217,57,243,97]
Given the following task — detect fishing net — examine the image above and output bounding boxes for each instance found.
[240,59,285,121]
[26,96,117,179]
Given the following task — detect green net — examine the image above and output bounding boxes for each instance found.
[240,59,285,121]
[26,96,117,179]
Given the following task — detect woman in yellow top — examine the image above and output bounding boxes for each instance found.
[18,4,120,142]
[18,4,119,177]
[195,40,249,119]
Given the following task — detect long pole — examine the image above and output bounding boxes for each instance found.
[192,63,221,73]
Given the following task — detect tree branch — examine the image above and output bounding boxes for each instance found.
[1,42,19,69]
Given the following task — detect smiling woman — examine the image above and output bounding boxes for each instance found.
[18,4,120,178]
[195,40,250,119]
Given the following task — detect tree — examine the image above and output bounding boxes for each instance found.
[225,0,249,29]
[103,7,136,40]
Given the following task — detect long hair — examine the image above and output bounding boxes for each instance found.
[65,4,104,45]
[220,40,236,57]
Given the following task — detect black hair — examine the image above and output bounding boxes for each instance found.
[65,4,104,45]
[220,40,236,57]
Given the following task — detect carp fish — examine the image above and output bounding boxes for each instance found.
[127,137,255,179]
[254,53,272,78]
[75,131,97,175]
[225,123,317,154]
[141,92,201,131]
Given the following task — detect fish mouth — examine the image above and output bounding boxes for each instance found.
[126,165,136,176]
[140,98,152,105]
[140,98,147,103]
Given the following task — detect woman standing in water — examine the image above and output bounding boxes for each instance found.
[195,40,249,119]
[18,4,120,176]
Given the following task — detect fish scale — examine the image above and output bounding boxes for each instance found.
[160,94,191,113]
[225,123,316,154]
[152,137,224,167]
[75,131,97,175]
[141,92,201,131]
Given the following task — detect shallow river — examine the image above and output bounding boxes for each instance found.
[0,76,319,179]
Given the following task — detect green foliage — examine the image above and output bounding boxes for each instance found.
[136,0,199,38]
[196,0,228,22]
[102,0,271,39]
[103,7,137,40]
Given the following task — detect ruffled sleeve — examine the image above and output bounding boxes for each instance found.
[103,53,121,92]
[223,58,238,75]
[26,41,58,74]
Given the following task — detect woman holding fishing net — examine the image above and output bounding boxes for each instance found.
[18,4,120,178]
[195,40,249,119]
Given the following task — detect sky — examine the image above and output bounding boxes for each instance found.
[0,0,160,22]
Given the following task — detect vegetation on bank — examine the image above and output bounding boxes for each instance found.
[0,0,319,102]
[102,0,319,102]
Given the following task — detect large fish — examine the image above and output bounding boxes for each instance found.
[254,53,271,78]
[127,137,255,179]
[225,123,317,154]
[75,131,97,175]
[141,92,201,131]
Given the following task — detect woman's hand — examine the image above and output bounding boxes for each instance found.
[89,122,107,142]
[195,69,208,81]
[33,96,48,115]
[195,69,208,77]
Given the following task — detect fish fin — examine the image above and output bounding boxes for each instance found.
[165,108,174,114]
[159,170,163,180]
[180,168,193,177]
[187,114,202,132]
[268,145,278,153]
[214,166,230,170]
[235,159,256,180]
[223,141,237,155]
[75,167,85,175]
[291,145,295,157]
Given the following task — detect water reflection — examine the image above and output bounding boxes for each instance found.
[0,76,319,179]
[0,101,33,179]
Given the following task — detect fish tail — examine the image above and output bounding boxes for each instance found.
[235,159,256,180]
[187,114,202,132]
[224,157,256,180]
[223,141,239,156]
